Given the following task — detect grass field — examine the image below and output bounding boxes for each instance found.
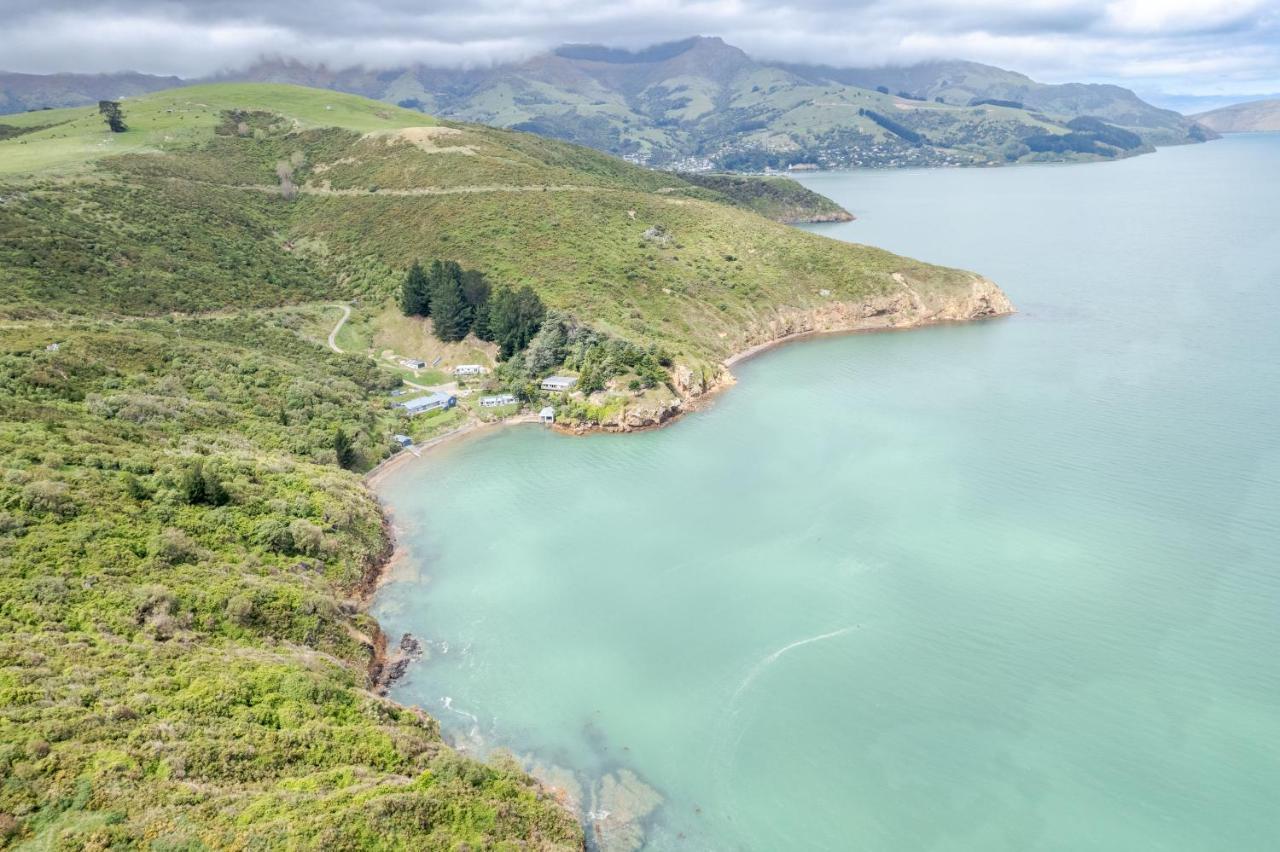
[0,83,431,177]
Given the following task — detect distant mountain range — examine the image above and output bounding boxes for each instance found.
[1,36,1217,170]
[1192,99,1280,133]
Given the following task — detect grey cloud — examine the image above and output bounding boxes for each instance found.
[1,0,1278,95]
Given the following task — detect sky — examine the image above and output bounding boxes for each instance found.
[3,0,1279,104]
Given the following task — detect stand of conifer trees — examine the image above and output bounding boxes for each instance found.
[400,260,546,356]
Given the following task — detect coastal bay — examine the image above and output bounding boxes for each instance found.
[372,133,1280,850]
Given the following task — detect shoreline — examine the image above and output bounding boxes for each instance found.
[351,293,1014,833]
[361,294,1017,493]
[359,293,1016,577]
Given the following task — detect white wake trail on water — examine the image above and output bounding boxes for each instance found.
[729,625,858,707]
[708,624,861,826]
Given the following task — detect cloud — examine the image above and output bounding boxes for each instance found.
[1,0,1277,95]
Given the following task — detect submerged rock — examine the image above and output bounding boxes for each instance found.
[589,769,663,852]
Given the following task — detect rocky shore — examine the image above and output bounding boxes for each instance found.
[567,271,1014,434]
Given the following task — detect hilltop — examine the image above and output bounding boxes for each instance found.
[0,82,1006,848]
[1192,99,1280,133]
[1,37,1215,170]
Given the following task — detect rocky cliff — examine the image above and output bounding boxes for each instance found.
[574,272,1013,433]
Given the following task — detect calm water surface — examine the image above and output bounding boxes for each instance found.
[373,135,1280,850]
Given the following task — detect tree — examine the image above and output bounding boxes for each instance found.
[334,427,356,470]
[98,100,127,133]
[472,298,493,341]
[429,260,472,342]
[462,269,493,339]
[489,285,546,359]
[400,261,431,317]
[460,269,491,310]
[179,460,229,506]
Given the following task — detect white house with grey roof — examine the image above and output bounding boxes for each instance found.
[540,375,577,393]
[479,393,516,408]
[454,364,486,377]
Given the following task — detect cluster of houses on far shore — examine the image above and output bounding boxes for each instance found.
[391,365,581,443]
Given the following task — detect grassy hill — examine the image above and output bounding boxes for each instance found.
[1192,99,1280,133]
[0,83,991,368]
[2,37,1217,171]
[0,82,1006,848]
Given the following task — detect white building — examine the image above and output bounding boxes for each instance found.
[399,358,426,369]
[454,364,486,377]
[539,406,555,424]
[479,393,516,408]
[540,375,577,393]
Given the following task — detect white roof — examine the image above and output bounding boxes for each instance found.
[540,406,555,417]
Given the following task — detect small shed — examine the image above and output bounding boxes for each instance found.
[399,358,426,369]
[540,375,577,393]
[539,406,555,424]
[454,364,486,377]
[398,392,456,416]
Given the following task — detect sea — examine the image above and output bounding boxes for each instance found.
[372,133,1280,851]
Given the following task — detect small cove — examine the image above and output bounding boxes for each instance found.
[372,134,1280,850]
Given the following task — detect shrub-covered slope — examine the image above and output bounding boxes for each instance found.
[0,317,582,849]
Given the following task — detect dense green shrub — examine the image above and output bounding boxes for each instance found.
[0,317,581,848]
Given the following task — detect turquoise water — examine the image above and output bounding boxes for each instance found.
[372,135,1280,851]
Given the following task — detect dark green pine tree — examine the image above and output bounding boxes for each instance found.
[488,285,546,359]
[429,261,473,342]
[472,298,493,341]
[462,268,493,341]
[400,261,431,317]
[334,427,356,470]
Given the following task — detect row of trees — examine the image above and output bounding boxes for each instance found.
[858,108,926,146]
[400,260,547,358]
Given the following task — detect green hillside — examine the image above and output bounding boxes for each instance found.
[0,83,1005,848]
[1192,98,1280,132]
[218,37,1193,168]
[774,58,1213,146]
[0,83,983,367]
[1,37,1217,170]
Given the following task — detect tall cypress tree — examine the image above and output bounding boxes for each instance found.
[430,261,473,342]
[401,261,430,317]
[462,269,493,340]
[472,298,493,341]
[489,285,546,358]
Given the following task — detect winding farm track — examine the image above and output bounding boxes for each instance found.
[327,303,351,353]
[238,182,609,197]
